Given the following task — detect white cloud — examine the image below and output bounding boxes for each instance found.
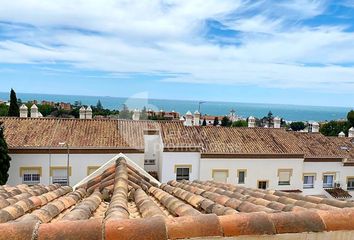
[0,0,353,92]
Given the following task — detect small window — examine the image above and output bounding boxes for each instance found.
[348,178,354,190]
[144,159,155,165]
[212,170,228,183]
[303,175,315,189]
[237,170,246,184]
[51,167,71,186]
[323,174,335,188]
[20,167,41,185]
[258,181,268,190]
[278,169,292,185]
[176,167,189,181]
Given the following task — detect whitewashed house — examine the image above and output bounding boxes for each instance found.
[1,113,354,200]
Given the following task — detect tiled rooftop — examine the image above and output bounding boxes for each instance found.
[2,117,353,159]
[0,157,353,239]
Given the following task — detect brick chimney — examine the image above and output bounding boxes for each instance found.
[248,116,255,128]
[273,117,281,128]
[20,104,28,118]
[79,106,86,119]
[86,106,92,119]
[132,109,140,121]
[193,110,200,126]
[349,127,354,138]
[184,111,193,126]
[30,104,39,118]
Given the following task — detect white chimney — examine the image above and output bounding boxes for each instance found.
[20,104,28,118]
[132,109,140,121]
[248,116,255,128]
[338,131,345,138]
[273,117,281,128]
[184,111,193,126]
[86,106,92,119]
[79,106,86,119]
[193,110,200,126]
[311,122,319,133]
[30,104,39,118]
[349,127,354,138]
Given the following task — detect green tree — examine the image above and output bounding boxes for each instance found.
[221,116,231,127]
[202,119,207,126]
[96,100,103,110]
[266,111,273,127]
[0,123,11,184]
[119,104,131,119]
[7,89,19,117]
[289,121,306,131]
[140,107,148,120]
[213,117,219,126]
[38,104,56,117]
[0,104,9,116]
[320,121,349,136]
[231,120,247,127]
[347,110,354,127]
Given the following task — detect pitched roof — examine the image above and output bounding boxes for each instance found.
[0,155,354,239]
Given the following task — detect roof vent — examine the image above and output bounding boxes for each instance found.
[184,111,193,126]
[86,106,92,119]
[20,104,28,118]
[349,127,354,138]
[273,117,281,128]
[79,106,86,119]
[338,131,345,138]
[193,110,200,126]
[30,104,39,118]
[132,109,140,121]
[248,116,255,128]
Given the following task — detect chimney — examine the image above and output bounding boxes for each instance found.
[349,127,354,138]
[193,110,200,126]
[20,104,28,118]
[184,111,193,126]
[273,117,281,128]
[86,106,92,119]
[311,122,319,133]
[79,106,86,119]
[30,104,39,118]
[248,116,255,128]
[338,131,345,137]
[132,109,140,121]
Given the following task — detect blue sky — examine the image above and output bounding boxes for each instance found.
[1,0,354,107]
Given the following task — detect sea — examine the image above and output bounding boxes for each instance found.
[0,92,351,122]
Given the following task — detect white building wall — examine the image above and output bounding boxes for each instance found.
[143,135,161,173]
[199,158,304,191]
[303,162,354,196]
[7,153,144,186]
[160,152,200,183]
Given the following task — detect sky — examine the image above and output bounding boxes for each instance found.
[0,0,354,107]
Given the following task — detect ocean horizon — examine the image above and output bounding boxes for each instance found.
[0,91,351,122]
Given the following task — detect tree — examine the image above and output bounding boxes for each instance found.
[119,104,131,119]
[347,110,354,127]
[0,123,11,184]
[0,104,9,116]
[140,106,148,120]
[231,120,247,127]
[221,116,231,127]
[38,104,56,117]
[320,121,349,136]
[8,89,19,117]
[213,117,219,126]
[96,100,103,110]
[266,111,273,127]
[289,121,306,131]
[202,119,207,126]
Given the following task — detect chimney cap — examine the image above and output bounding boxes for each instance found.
[79,106,86,111]
[31,104,38,109]
[194,110,200,115]
[134,108,140,112]
[20,104,28,110]
[274,116,281,121]
[349,127,354,131]
[339,131,345,137]
[312,122,319,126]
[86,106,92,111]
[249,116,255,120]
[186,111,192,116]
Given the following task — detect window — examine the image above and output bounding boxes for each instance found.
[144,159,155,165]
[176,168,190,181]
[323,174,335,188]
[20,167,41,185]
[87,166,100,176]
[51,167,71,186]
[303,174,315,189]
[212,169,229,183]
[258,181,268,190]
[237,169,246,184]
[347,177,354,190]
[278,169,292,185]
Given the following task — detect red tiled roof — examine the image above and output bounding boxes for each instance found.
[0,157,354,239]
